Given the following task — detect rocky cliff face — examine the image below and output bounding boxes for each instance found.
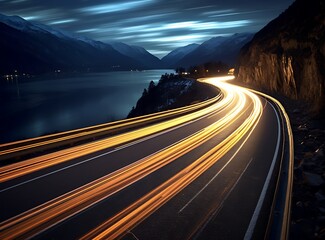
[237,0,325,114]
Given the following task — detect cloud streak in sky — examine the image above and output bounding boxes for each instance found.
[49,19,77,25]
[79,0,155,14]
[0,0,294,57]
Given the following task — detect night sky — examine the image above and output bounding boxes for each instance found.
[1,0,293,58]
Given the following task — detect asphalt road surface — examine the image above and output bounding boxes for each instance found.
[0,76,293,239]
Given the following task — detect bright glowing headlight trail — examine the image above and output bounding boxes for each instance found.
[0,93,221,155]
[0,76,264,239]
[0,78,238,238]
[81,77,263,240]
[0,93,226,183]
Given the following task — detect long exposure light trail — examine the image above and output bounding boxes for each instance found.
[0,76,294,240]
[0,91,227,183]
[81,78,263,240]
[0,94,221,156]
[0,76,264,239]
[0,77,252,239]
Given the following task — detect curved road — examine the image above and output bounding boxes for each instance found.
[0,76,293,239]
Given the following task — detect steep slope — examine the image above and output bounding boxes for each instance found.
[19,15,163,69]
[161,44,199,68]
[0,14,150,74]
[109,42,162,69]
[128,74,218,118]
[174,33,253,68]
[208,33,254,64]
[237,0,325,113]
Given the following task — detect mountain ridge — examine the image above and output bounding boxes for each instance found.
[1,13,255,76]
[0,13,160,74]
[161,44,199,68]
[162,33,254,69]
[109,42,162,69]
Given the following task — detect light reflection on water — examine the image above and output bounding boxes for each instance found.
[0,70,174,143]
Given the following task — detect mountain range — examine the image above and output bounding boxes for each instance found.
[0,13,253,75]
[161,44,199,68]
[109,42,161,69]
[0,13,160,74]
[161,33,254,68]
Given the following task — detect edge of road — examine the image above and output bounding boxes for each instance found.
[248,89,294,240]
[0,76,294,239]
[0,85,221,164]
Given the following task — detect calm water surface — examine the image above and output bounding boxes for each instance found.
[0,70,173,143]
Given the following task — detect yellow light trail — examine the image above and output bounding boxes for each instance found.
[248,89,294,239]
[0,76,264,239]
[0,91,227,183]
[0,77,248,239]
[0,93,221,156]
[80,78,263,240]
[1,75,291,240]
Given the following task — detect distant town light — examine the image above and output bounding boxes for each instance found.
[228,68,235,75]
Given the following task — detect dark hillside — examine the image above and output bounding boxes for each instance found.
[237,0,325,114]
[128,74,218,118]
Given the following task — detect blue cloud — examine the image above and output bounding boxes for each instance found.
[49,19,77,25]
[0,0,294,58]
[79,0,155,14]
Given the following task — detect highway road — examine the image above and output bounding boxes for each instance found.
[0,76,293,239]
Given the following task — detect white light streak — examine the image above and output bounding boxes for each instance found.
[80,0,154,14]
[49,19,77,25]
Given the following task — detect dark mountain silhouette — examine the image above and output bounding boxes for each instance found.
[0,13,161,74]
[109,42,162,69]
[161,44,199,68]
[164,33,253,69]
[237,0,325,114]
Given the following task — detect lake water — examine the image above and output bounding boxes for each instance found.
[0,70,174,144]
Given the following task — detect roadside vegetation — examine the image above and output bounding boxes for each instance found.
[128,72,219,118]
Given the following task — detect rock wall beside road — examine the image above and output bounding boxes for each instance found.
[237,0,325,115]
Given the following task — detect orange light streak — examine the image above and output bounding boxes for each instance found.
[0,93,227,183]
[0,76,268,240]
[81,77,263,240]
[0,94,221,155]
[0,77,243,239]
